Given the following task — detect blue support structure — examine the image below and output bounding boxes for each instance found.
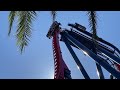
[61,31,120,79]
[95,63,104,79]
[92,44,105,79]
[47,21,120,79]
[98,46,120,64]
[61,34,90,79]
[68,23,120,55]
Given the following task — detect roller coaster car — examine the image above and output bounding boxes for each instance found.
[68,23,86,31]
[75,23,86,31]
[46,21,61,39]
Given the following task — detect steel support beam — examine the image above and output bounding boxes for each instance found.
[61,31,120,79]
[92,45,105,79]
[62,34,90,79]
[98,46,120,65]
[95,63,104,79]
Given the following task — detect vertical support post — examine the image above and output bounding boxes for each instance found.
[92,45,105,79]
[110,74,113,79]
[52,30,72,79]
[95,63,104,79]
[62,34,90,79]
[61,31,120,79]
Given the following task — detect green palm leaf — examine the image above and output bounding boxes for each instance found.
[87,11,98,47]
[8,11,57,53]
[87,11,97,39]
[16,11,37,53]
[8,11,17,36]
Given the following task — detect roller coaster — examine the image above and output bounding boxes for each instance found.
[46,21,120,79]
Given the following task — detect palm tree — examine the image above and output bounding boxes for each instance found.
[87,11,105,79]
[8,11,56,53]
[87,11,98,43]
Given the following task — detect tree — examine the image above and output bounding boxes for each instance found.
[87,11,98,43]
[87,11,105,79]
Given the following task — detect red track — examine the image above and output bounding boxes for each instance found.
[52,30,70,79]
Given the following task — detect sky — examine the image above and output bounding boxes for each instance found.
[0,11,120,79]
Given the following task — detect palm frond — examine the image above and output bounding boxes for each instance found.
[51,11,57,22]
[87,11,97,40]
[87,11,98,51]
[8,11,17,36]
[16,11,37,53]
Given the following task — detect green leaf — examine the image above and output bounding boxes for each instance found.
[8,11,17,36]
[8,11,57,54]
[16,11,37,53]
[87,11,98,47]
